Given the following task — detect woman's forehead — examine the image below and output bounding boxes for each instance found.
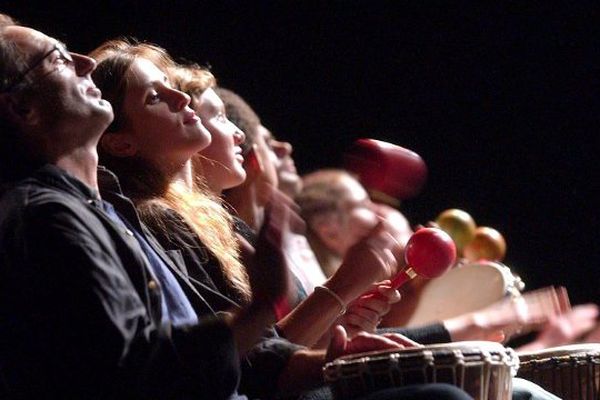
[127,58,168,85]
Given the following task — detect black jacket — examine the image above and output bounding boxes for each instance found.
[140,204,304,399]
[0,165,240,399]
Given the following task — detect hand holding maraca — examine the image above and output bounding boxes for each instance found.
[328,220,404,302]
[389,227,457,289]
[328,224,457,309]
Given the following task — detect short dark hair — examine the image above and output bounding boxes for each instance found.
[213,87,261,154]
[0,14,30,93]
[0,14,43,186]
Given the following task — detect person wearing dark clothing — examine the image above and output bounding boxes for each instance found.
[0,165,240,398]
[0,19,241,399]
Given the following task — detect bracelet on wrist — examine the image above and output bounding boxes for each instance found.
[314,285,347,316]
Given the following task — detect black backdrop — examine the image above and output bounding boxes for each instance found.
[5,1,599,304]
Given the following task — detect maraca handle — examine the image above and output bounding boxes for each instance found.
[390,267,417,289]
[363,267,417,298]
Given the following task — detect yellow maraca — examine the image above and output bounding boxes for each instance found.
[435,209,477,256]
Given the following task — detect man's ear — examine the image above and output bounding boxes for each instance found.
[100,131,138,157]
[0,93,37,126]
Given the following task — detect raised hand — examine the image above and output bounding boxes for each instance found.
[371,203,413,248]
[230,191,302,354]
[246,193,294,307]
[330,221,402,296]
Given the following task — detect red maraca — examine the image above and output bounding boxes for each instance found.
[343,138,428,205]
[390,227,457,289]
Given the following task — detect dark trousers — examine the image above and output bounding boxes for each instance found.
[298,384,472,400]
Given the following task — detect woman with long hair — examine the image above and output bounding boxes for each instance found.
[88,40,451,400]
[173,66,435,348]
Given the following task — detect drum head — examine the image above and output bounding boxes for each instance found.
[330,340,509,364]
[398,262,514,327]
[324,341,518,400]
[518,343,600,362]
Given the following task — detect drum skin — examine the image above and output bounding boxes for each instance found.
[324,341,518,400]
[381,261,522,328]
[517,343,600,400]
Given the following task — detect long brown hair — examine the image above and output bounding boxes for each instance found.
[90,39,251,302]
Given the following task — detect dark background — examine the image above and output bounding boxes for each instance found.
[5,1,599,304]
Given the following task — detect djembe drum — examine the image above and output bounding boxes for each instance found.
[517,343,600,400]
[324,341,519,400]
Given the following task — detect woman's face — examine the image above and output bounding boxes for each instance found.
[118,58,211,168]
[196,88,246,192]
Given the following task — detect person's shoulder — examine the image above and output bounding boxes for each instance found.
[1,177,80,212]
[0,177,97,235]
[140,200,189,229]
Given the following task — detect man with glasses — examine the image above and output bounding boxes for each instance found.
[0,15,247,399]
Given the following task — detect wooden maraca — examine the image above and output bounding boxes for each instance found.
[343,138,428,206]
[389,227,457,289]
[463,226,507,262]
[435,208,477,257]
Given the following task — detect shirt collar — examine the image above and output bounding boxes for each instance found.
[32,164,100,200]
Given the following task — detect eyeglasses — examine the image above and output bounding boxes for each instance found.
[6,43,73,92]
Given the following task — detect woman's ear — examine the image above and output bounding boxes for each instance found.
[100,131,138,157]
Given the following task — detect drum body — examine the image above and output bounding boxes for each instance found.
[324,341,519,400]
[382,261,523,328]
[517,343,600,400]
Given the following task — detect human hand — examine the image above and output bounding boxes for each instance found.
[341,280,401,335]
[371,203,413,247]
[330,221,403,303]
[532,303,599,347]
[326,325,420,362]
[246,192,299,308]
[583,320,600,343]
[446,286,572,344]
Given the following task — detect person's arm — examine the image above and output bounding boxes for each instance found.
[517,303,599,351]
[277,221,403,346]
[144,201,291,357]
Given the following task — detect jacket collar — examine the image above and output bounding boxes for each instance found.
[31,164,100,200]
[96,165,223,316]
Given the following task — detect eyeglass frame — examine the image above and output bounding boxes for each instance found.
[5,42,73,93]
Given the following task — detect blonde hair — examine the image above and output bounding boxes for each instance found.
[171,63,216,109]
[91,39,251,302]
[171,64,218,173]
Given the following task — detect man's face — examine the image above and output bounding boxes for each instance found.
[253,124,279,188]
[4,26,112,137]
[264,131,302,197]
